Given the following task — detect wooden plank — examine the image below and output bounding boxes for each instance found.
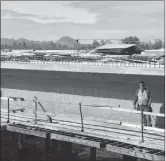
[47,123,164,151]
[106,144,165,161]
[2,112,164,144]
[1,115,164,151]
[1,114,164,143]
[1,117,59,132]
[122,123,164,133]
[53,120,165,140]
[6,123,105,149]
[1,112,163,147]
[51,133,105,148]
[3,109,165,136]
[2,108,165,135]
[7,125,47,138]
[1,113,164,150]
[18,120,165,151]
[24,111,166,134]
[6,120,165,150]
[2,112,163,142]
[1,109,164,135]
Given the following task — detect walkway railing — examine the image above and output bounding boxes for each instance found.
[1,55,165,68]
[1,96,165,143]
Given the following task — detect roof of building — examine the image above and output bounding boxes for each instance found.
[96,44,136,50]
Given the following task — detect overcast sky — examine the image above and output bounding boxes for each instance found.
[1,1,164,41]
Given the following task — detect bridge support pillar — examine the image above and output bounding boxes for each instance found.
[18,133,24,149]
[90,147,96,161]
[18,133,24,161]
[122,155,137,161]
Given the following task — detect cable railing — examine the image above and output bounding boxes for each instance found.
[1,55,165,68]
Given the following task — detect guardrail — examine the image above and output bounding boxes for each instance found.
[1,96,165,142]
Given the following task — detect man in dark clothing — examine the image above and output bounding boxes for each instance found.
[133,81,152,127]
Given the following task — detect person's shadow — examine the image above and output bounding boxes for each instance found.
[155,103,165,129]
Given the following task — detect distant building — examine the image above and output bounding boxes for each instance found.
[95,44,143,55]
[141,49,165,57]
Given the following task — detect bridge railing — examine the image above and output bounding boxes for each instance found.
[0,55,165,68]
[1,96,165,142]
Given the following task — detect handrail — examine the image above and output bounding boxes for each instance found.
[1,96,25,101]
[1,96,164,117]
[1,96,25,123]
[1,96,164,141]
[82,104,165,117]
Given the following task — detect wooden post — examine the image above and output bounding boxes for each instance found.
[18,133,23,150]
[90,147,96,161]
[7,97,10,123]
[35,100,37,124]
[79,103,84,132]
[141,106,144,142]
[18,133,24,161]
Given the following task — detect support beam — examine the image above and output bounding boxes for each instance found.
[18,133,24,150]
[90,147,96,161]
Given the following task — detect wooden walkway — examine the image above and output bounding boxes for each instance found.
[1,106,165,161]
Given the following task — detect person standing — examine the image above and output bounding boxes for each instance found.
[133,81,152,127]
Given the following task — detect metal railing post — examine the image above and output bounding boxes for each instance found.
[79,103,84,132]
[7,97,10,123]
[141,106,144,142]
[34,100,38,124]
[34,95,52,123]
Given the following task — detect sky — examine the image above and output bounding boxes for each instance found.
[1,1,164,42]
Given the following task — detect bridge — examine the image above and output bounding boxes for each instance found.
[1,96,165,161]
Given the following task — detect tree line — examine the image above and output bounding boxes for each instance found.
[121,36,164,50]
[1,36,164,50]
